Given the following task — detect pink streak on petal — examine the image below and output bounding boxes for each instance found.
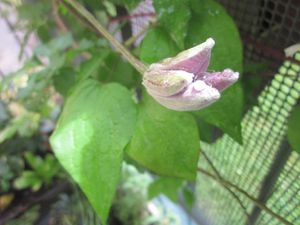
[166,49,211,78]
[203,69,239,91]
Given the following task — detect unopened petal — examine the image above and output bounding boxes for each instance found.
[143,70,193,97]
[163,38,215,65]
[165,38,215,77]
[155,38,215,77]
[151,80,220,111]
[203,69,239,91]
[141,38,239,112]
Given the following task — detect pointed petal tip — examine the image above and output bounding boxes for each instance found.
[190,37,215,54]
[224,69,239,80]
[203,69,239,92]
[205,38,215,49]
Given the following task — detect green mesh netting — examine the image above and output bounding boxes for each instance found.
[197,52,300,225]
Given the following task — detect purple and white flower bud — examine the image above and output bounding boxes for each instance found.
[142,38,239,111]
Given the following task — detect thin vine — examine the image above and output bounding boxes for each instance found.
[197,164,292,225]
[60,0,147,74]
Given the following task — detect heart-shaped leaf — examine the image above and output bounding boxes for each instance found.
[50,80,137,224]
[126,93,200,181]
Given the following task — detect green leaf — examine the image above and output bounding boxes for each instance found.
[153,0,191,49]
[53,67,76,97]
[97,52,140,87]
[85,0,106,10]
[196,118,216,143]
[185,0,243,72]
[103,0,117,17]
[188,0,205,13]
[0,114,35,143]
[77,51,110,81]
[148,177,183,202]
[0,60,39,93]
[140,28,179,64]
[24,152,60,183]
[17,2,50,21]
[122,0,141,10]
[241,72,263,107]
[186,0,244,142]
[0,101,10,127]
[15,56,65,111]
[24,152,43,172]
[34,33,73,57]
[50,80,137,224]
[41,155,60,182]
[194,82,243,143]
[126,93,200,181]
[287,106,300,153]
[182,186,195,211]
[14,171,42,190]
[17,55,65,100]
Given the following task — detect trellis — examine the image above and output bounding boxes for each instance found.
[196,1,300,224]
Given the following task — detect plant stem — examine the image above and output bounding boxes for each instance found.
[52,0,91,59]
[61,0,147,75]
[124,22,155,47]
[197,167,292,225]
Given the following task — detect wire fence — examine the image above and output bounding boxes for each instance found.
[196,1,300,224]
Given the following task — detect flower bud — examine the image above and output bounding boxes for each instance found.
[142,38,239,111]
